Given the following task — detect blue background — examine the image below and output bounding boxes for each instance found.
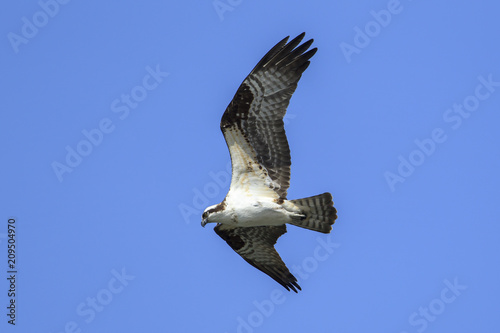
[1,1,499,332]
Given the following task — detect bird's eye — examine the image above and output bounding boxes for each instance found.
[202,212,207,219]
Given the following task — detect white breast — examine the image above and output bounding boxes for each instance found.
[225,196,292,227]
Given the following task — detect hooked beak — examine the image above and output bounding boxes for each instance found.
[201,219,208,227]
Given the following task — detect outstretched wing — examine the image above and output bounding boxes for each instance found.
[214,224,301,292]
[221,33,317,200]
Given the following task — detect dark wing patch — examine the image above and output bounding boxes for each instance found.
[214,224,301,292]
[221,33,317,199]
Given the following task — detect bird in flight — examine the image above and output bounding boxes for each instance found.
[201,33,337,292]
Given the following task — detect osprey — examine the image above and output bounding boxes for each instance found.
[202,33,337,293]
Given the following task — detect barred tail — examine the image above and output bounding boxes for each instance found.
[289,192,337,233]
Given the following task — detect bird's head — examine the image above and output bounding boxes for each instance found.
[201,203,226,227]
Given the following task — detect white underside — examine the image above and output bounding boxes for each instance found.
[219,195,303,227]
[213,127,302,227]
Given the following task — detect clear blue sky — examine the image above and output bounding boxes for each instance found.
[1,1,499,332]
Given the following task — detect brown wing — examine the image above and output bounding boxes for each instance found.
[221,33,317,200]
[214,224,301,292]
